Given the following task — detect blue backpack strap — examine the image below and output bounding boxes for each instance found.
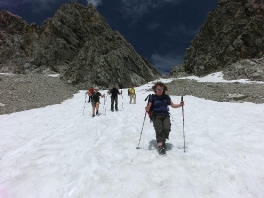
[165,94,171,105]
[149,94,156,105]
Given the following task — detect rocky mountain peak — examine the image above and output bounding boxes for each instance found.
[0,10,28,33]
[183,0,264,78]
[0,2,160,88]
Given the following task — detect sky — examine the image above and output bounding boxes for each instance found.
[0,0,218,74]
[0,73,264,198]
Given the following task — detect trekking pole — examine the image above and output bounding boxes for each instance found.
[136,112,147,149]
[181,96,186,152]
[104,93,108,105]
[103,95,106,115]
[121,94,124,110]
[83,94,87,115]
[170,113,174,122]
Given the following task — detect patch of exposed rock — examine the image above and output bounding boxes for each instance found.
[165,79,264,104]
[0,74,78,115]
[223,57,264,81]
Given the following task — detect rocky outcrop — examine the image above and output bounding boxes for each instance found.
[184,0,264,77]
[166,79,264,104]
[223,57,264,81]
[0,2,160,89]
[167,64,189,78]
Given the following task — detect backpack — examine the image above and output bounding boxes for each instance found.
[91,92,100,102]
[145,94,171,121]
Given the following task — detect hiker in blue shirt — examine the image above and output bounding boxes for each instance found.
[145,82,184,155]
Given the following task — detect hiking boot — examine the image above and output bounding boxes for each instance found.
[111,109,114,112]
[92,114,95,117]
[158,146,166,155]
[96,110,99,115]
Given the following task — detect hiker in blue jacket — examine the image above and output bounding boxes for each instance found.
[145,82,184,155]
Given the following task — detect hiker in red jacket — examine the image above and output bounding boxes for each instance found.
[86,86,94,103]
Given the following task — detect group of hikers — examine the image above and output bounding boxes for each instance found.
[86,83,136,116]
[86,82,184,155]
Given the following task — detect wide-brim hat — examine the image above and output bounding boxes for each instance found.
[94,87,99,90]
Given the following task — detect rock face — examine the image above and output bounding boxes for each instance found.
[0,2,160,88]
[167,64,189,78]
[223,57,264,81]
[184,0,264,77]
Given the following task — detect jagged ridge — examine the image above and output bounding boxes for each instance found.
[0,2,160,88]
[184,0,264,77]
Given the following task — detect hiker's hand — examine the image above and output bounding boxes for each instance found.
[145,106,150,112]
[180,101,184,106]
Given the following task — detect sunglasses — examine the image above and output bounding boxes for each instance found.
[156,88,163,91]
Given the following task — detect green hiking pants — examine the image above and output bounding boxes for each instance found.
[153,114,171,144]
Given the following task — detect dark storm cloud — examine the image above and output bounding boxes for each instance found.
[165,24,201,38]
[147,22,161,30]
[150,53,184,75]
[119,0,183,21]
[0,0,28,7]
[0,0,89,13]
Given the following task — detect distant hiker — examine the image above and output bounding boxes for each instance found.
[89,87,105,117]
[128,84,136,104]
[86,86,94,103]
[108,84,122,111]
[145,82,184,155]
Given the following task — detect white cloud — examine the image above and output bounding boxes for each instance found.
[86,0,102,7]
[150,53,184,75]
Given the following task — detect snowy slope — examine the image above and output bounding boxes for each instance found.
[0,76,264,198]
